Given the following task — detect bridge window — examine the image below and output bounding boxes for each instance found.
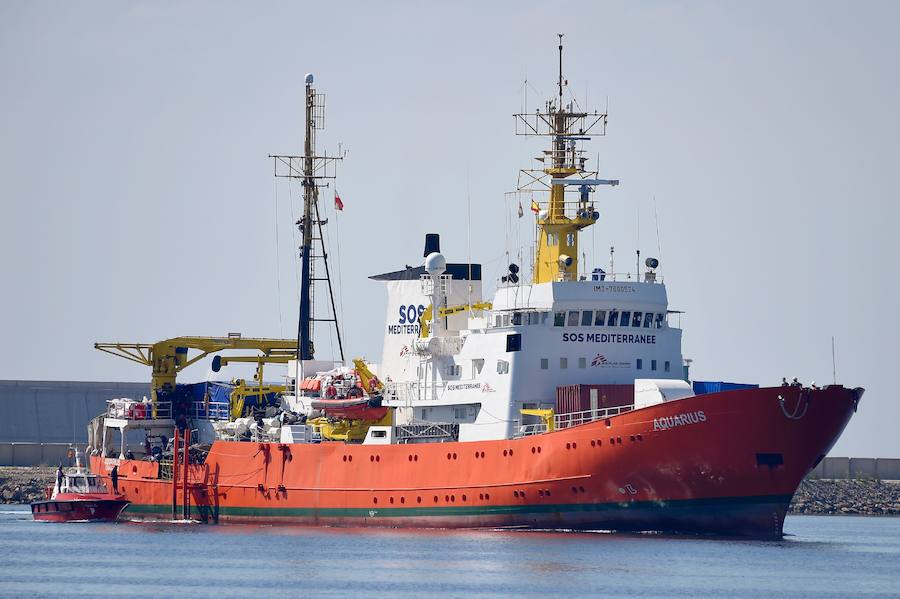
[580,310,593,326]
[620,311,631,327]
[655,313,665,329]
[506,333,522,352]
[594,310,606,326]
[643,313,653,328]
[554,312,566,327]
[632,311,642,327]
[665,361,671,372]
[560,357,568,369]
[578,357,586,369]
[540,358,548,370]
[566,232,575,247]
[567,311,579,326]
[636,358,643,370]
[651,360,657,371]
[607,310,619,326]
[512,312,522,326]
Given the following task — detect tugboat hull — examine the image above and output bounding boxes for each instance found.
[31,498,130,522]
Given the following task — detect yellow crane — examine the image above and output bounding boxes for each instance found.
[94,335,297,404]
[417,302,492,338]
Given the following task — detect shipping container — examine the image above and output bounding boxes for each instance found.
[692,381,759,395]
[555,384,634,415]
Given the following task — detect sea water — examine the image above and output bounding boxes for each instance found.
[0,507,897,598]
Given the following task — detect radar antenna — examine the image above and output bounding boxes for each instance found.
[512,36,620,283]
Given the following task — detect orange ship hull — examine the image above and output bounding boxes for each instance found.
[90,385,861,537]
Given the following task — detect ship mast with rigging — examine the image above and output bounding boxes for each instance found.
[270,73,345,373]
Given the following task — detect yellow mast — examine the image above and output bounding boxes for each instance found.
[515,34,618,284]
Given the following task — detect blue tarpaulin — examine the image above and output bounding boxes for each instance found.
[692,381,759,395]
[177,382,233,405]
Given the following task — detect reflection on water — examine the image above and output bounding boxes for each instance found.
[1,506,898,598]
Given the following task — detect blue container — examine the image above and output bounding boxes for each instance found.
[692,381,759,395]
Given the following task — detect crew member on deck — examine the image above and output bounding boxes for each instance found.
[110,465,119,493]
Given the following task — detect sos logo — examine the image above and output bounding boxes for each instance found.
[399,304,426,324]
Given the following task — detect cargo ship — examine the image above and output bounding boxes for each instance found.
[87,37,863,537]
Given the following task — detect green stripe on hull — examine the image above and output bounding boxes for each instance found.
[122,493,792,520]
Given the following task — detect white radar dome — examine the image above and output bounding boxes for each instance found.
[305,73,314,84]
[425,252,447,276]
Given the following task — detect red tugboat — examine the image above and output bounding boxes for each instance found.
[31,449,129,522]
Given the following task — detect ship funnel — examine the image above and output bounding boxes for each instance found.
[423,233,440,257]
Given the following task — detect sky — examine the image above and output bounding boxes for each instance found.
[1,1,897,457]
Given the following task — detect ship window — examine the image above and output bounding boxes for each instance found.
[594,310,606,326]
[632,311,642,327]
[373,430,387,438]
[472,359,484,376]
[512,312,522,326]
[554,312,566,327]
[578,357,586,369]
[495,315,502,327]
[506,333,522,352]
[502,313,512,327]
[636,359,643,370]
[651,360,657,371]
[580,310,593,326]
[655,313,665,329]
[566,232,575,247]
[560,357,568,369]
[620,311,631,327]
[567,311,579,326]
[454,407,467,420]
[607,310,619,326]
[497,360,510,374]
[547,233,558,246]
[540,358,549,370]
[643,313,653,328]
[665,361,671,372]
[540,312,550,325]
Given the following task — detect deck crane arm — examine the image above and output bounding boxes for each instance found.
[94,335,297,403]
[418,302,493,338]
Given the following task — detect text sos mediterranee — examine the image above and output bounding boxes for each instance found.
[387,304,426,335]
[562,332,657,344]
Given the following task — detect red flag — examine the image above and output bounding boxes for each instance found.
[334,191,344,211]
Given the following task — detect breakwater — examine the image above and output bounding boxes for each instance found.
[788,479,900,515]
[0,467,53,504]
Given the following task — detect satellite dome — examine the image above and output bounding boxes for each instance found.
[425,252,447,276]
[305,73,314,84]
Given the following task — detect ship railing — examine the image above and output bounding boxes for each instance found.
[106,399,171,421]
[395,422,459,443]
[515,404,634,437]
[555,405,633,429]
[190,401,229,421]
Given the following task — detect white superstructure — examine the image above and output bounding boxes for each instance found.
[373,237,684,442]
